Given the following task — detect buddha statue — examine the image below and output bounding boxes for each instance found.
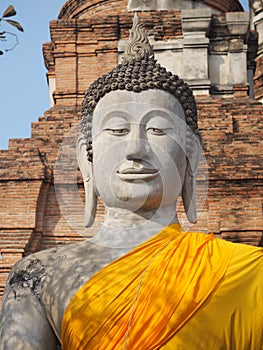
[0,14,262,350]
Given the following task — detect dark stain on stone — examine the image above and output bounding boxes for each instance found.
[9,258,46,299]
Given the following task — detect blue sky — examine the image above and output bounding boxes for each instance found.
[0,0,65,149]
[0,0,249,149]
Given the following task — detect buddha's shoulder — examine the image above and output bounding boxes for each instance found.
[6,240,127,300]
[9,241,79,269]
[9,240,114,279]
[230,240,263,269]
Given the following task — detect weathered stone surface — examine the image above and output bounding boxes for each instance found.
[252,0,263,14]
[128,0,210,11]
[226,12,250,36]
[127,0,243,12]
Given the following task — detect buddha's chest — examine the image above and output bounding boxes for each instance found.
[40,245,128,340]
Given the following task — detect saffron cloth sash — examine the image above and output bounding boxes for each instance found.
[61,224,234,349]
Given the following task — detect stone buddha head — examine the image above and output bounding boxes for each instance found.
[77,14,201,229]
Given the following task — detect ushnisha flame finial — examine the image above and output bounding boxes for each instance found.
[123,12,154,63]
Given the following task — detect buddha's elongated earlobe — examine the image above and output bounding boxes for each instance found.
[182,132,201,224]
[182,165,197,224]
[77,135,97,227]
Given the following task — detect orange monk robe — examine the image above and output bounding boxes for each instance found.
[61,225,263,350]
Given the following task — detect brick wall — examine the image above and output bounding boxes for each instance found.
[58,0,128,20]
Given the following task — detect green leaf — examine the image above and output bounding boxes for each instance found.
[5,19,24,32]
[2,5,16,18]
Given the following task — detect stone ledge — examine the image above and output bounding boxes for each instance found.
[118,38,183,52]
[226,12,249,36]
[210,84,233,95]
[187,79,211,95]
[181,9,212,36]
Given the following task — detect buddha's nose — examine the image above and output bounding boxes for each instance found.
[125,134,150,160]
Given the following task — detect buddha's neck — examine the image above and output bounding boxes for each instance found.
[90,205,178,248]
[104,205,178,228]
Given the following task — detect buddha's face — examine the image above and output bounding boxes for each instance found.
[92,89,187,212]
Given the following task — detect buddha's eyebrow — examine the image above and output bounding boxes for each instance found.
[141,110,185,127]
[95,111,130,128]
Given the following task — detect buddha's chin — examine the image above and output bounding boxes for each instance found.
[119,197,162,212]
[97,177,167,211]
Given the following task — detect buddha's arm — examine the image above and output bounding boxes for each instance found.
[0,261,58,350]
[0,289,58,349]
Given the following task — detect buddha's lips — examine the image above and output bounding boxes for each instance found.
[117,166,159,181]
[118,167,158,175]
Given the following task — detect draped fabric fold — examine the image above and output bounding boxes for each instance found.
[61,225,235,350]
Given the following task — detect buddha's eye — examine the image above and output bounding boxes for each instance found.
[146,127,166,135]
[106,128,129,136]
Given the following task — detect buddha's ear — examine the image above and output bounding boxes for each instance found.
[182,132,202,224]
[76,135,97,227]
